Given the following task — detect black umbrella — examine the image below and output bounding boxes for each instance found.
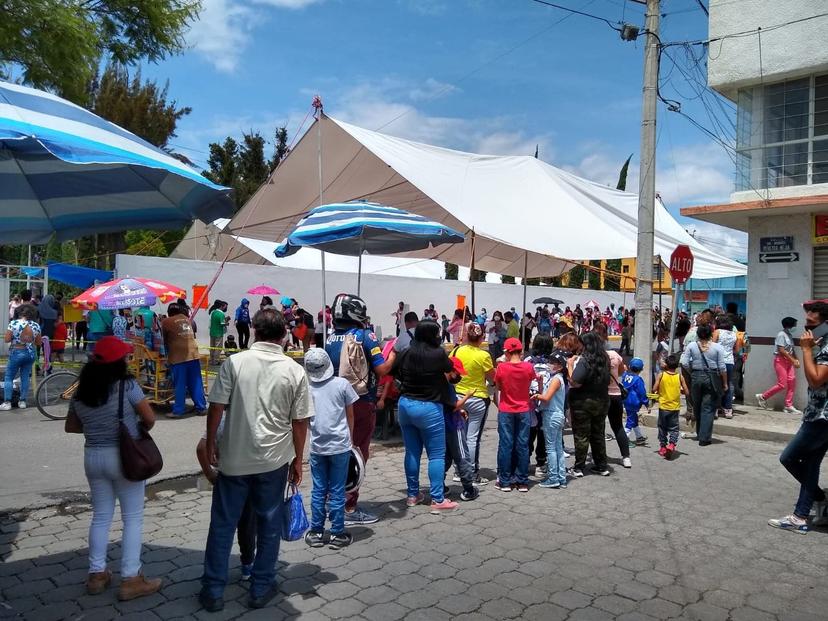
[533,297,564,305]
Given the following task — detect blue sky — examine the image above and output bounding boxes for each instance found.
[142,0,747,259]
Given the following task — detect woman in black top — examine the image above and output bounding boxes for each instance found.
[568,331,611,477]
[392,321,458,513]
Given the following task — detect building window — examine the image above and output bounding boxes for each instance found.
[736,73,828,191]
[622,265,630,274]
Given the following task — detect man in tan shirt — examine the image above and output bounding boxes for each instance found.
[200,308,312,612]
[161,303,206,417]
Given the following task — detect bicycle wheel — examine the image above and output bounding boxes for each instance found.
[36,371,79,420]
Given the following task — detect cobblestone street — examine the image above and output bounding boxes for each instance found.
[1,424,827,621]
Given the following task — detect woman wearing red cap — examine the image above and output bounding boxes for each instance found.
[65,336,162,601]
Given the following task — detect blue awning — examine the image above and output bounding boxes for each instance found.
[47,262,112,289]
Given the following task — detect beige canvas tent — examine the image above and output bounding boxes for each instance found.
[220,114,744,280]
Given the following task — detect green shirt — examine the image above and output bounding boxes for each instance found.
[506,320,520,339]
[87,310,114,334]
[209,309,226,338]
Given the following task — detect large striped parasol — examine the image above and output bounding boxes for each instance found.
[0,80,234,244]
[71,277,186,310]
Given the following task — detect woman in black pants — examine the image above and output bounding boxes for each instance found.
[594,323,631,468]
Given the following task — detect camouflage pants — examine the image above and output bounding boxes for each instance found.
[570,397,609,471]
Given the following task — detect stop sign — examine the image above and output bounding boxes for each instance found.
[669,245,694,284]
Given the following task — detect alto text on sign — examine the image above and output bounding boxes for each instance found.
[668,245,694,284]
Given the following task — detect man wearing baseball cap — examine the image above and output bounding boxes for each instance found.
[769,300,828,534]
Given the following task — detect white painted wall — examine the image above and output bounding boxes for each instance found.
[708,0,828,99]
[115,255,632,343]
[744,213,812,408]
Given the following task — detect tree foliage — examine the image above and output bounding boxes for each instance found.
[470,269,487,282]
[567,264,586,289]
[501,274,516,284]
[0,0,201,104]
[588,260,602,290]
[525,277,542,286]
[604,259,622,291]
[617,153,633,191]
[204,127,289,211]
[444,262,459,280]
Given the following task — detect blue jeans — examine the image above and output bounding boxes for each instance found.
[202,464,289,599]
[397,396,446,502]
[542,409,566,485]
[721,363,734,410]
[85,446,146,577]
[497,411,531,485]
[309,451,350,534]
[4,348,35,403]
[779,420,828,518]
[170,359,207,416]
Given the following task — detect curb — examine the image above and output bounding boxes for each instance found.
[639,411,795,445]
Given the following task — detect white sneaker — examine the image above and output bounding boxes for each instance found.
[17,401,26,409]
[452,474,461,482]
[783,406,802,415]
[0,402,11,411]
[622,457,632,468]
[755,394,768,409]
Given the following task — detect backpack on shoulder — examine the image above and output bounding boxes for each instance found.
[339,329,370,396]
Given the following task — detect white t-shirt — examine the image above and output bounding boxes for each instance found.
[309,377,358,455]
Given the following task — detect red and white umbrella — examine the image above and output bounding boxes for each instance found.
[72,277,186,310]
[584,300,601,309]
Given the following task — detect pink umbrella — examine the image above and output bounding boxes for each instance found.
[247,285,280,295]
[584,300,600,309]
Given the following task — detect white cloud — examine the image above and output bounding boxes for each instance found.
[408,78,459,102]
[187,0,256,72]
[684,222,748,261]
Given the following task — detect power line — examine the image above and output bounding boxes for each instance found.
[694,0,709,17]
[527,0,624,31]
[666,12,828,47]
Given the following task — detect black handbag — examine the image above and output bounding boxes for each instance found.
[697,343,724,398]
[118,380,163,482]
[613,376,629,400]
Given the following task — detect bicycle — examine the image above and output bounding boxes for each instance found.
[36,370,79,421]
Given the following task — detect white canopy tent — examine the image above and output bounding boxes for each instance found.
[225,114,745,281]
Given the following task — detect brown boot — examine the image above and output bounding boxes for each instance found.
[86,569,111,595]
[118,573,162,601]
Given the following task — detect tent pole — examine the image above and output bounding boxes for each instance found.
[317,110,327,341]
[470,229,476,316]
[522,251,528,340]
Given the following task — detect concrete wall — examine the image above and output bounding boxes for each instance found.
[744,213,813,408]
[115,255,632,344]
[708,0,828,98]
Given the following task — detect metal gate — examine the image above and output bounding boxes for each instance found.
[814,246,828,299]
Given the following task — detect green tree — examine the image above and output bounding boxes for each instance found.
[588,260,602,290]
[546,275,563,287]
[444,262,459,280]
[501,274,516,284]
[604,259,622,291]
[567,264,586,289]
[470,269,487,282]
[525,277,542,286]
[0,0,201,104]
[204,127,289,211]
[617,154,633,191]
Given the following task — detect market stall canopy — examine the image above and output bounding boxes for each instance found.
[226,114,745,280]
[0,80,234,244]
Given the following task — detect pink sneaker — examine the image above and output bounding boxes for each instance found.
[406,492,425,507]
[658,446,668,458]
[430,499,459,514]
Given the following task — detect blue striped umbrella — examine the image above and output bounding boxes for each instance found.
[274,201,464,294]
[0,80,234,244]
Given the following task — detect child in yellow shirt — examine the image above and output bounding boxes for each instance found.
[653,354,688,459]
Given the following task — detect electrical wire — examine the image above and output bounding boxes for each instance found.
[527,0,623,31]
[694,0,709,17]
[665,12,828,47]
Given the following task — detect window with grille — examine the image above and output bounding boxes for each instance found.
[814,246,828,299]
[736,74,828,191]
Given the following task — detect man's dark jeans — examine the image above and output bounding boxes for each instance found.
[780,419,828,518]
[202,464,289,600]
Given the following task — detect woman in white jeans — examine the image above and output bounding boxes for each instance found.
[65,336,162,601]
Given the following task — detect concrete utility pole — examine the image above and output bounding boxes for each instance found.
[633,0,660,389]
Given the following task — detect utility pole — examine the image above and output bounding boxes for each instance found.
[633,0,660,389]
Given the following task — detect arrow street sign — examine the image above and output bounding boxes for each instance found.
[759,252,799,263]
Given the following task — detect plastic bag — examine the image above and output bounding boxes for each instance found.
[282,484,309,542]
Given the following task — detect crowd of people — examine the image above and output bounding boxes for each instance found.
[3,286,821,612]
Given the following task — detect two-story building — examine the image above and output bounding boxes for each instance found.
[681,0,828,408]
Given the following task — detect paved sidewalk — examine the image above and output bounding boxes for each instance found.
[2,425,826,620]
